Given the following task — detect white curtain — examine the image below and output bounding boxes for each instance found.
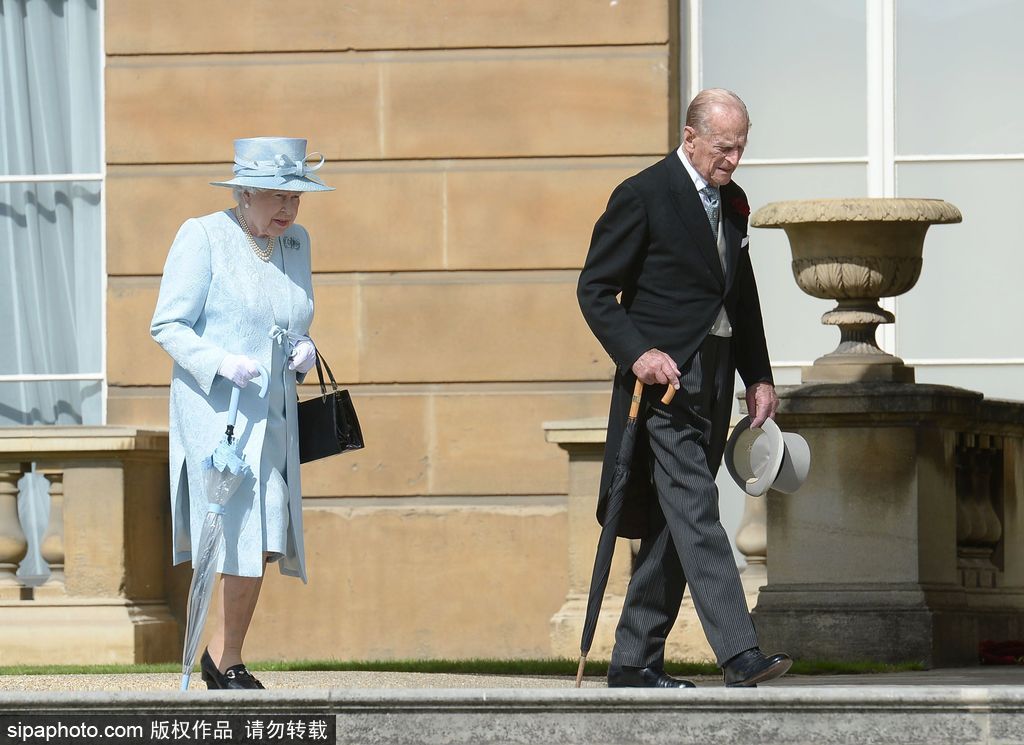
[0,0,101,425]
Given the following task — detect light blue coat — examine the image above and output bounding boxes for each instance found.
[151,210,313,582]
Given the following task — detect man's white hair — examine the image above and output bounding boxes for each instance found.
[685,88,751,134]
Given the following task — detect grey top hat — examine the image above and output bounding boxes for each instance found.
[724,416,810,497]
[210,137,335,192]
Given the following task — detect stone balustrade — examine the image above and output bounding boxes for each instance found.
[752,384,1024,666]
[0,428,177,665]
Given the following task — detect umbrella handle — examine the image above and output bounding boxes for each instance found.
[628,379,644,418]
[630,381,677,418]
[225,363,271,432]
[251,363,271,399]
[227,386,242,430]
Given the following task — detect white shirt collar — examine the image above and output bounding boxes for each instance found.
[676,144,714,195]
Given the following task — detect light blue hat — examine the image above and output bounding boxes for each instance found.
[210,137,334,192]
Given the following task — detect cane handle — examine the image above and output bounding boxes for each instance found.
[661,386,676,405]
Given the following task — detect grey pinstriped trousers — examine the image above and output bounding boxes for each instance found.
[611,335,759,669]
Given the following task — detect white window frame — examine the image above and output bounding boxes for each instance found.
[684,0,1024,372]
[0,0,108,424]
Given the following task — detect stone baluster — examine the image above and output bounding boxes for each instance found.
[954,437,973,550]
[39,468,66,591]
[735,489,768,612]
[15,470,52,587]
[964,448,987,543]
[972,437,1003,548]
[956,436,985,587]
[0,465,28,598]
[956,434,1005,588]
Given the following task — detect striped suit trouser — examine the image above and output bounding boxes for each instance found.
[611,334,759,669]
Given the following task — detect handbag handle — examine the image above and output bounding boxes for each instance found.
[313,352,340,401]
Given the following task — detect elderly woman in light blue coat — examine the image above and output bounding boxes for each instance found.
[151,137,333,690]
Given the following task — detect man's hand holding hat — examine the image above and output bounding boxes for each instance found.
[745,381,779,428]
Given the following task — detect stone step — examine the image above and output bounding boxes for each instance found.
[2,686,1023,745]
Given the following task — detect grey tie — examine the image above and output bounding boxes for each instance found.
[701,186,728,275]
[701,186,720,233]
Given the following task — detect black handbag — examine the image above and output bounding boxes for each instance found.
[297,352,365,463]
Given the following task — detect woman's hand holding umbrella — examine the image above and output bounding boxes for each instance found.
[217,354,263,388]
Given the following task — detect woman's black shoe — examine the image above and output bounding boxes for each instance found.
[222,663,265,689]
[200,649,266,690]
[200,648,226,689]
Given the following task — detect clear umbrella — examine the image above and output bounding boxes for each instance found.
[180,365,269,691]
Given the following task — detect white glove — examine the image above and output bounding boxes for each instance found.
[288,338,317,374]
[218,354,261,387]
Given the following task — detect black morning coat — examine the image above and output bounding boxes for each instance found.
[576,151,773,538]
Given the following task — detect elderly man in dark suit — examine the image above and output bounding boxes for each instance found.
[577,89,791,688]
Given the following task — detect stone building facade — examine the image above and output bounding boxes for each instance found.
[5,0,1022,665]
[102,0,674,661]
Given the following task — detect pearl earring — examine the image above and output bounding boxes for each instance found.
[244,203,250,209]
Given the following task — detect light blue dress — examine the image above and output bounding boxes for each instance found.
[256,245,292,561]
[151,210,313,582]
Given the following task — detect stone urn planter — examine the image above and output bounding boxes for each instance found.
[750,198,961,383]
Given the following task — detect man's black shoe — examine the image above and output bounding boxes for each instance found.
[722,648,792,687]
[608,665,696,688]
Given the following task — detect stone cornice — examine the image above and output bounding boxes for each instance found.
[0,427,169,457]
[774,382,1024,434]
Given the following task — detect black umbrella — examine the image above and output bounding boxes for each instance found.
[575,380,676,687]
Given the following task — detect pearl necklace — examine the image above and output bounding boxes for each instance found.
[236,208,276,262]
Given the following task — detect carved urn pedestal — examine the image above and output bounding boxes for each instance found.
[753,198,962,384]
[747,199,1024,666]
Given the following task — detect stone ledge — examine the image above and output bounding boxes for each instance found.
[2,687,1023,745]
[542,417,608,444]
[0,427,168,455]
[775,383,1024,434]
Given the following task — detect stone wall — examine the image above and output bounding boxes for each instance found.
[104,1,676,660]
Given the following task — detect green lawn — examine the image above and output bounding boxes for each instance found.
[0,658,925,677]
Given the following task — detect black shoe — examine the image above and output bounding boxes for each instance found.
[200,649,265,690]
[722,647,792,687]
[200,649,225,689]
[608,665,696,688]
[222,663,265,690]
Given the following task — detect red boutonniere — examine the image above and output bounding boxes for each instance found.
[730,197,751,217]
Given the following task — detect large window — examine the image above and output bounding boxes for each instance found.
[684,0,1023,562]
[689,0,1023,399]
[893,0,1024,393]
[0,0,103,425]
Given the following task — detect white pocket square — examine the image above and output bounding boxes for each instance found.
[740,236,750,248]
